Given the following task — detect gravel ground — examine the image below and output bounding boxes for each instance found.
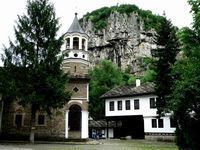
[0,139,178,150]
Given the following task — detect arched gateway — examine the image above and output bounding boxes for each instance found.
[62,13,90,139]
[69,105,82,131]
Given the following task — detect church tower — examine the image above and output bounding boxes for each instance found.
[62,13,90,139]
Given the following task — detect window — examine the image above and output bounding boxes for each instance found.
[170,118,176,128]
[118,101,122,110]
[152,119,164,128]
[152,119,157,128]
[125,100,130,110]
[73,87,79,92]
[15,114,22,127]
[38,115,45,125]
[150,98,156,108]
[158,119,164,128]
[66,38,70,49]
[109,101,114,111]
[134,99,139,109]
[73,37,79,49]
[82,39,86,50]
[74,53,78,57]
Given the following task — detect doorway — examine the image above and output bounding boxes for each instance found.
[68,105,82,138]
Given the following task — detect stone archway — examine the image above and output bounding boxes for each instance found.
[68,104,82,139]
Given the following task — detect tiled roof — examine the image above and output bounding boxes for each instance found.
[67,13,85,34]
[100,82,155,99]
[89,120,116,128]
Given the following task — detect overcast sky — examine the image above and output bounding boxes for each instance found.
[0,0,193,64]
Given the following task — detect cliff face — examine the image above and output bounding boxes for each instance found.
[81,11,157,74]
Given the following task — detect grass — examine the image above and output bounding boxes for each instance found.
[0,139,178,150]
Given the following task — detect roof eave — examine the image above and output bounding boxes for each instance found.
[100,92,155,99]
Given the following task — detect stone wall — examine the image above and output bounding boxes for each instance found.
[67,83,88,99]
[63,62,90,76]
[1,101,66,139]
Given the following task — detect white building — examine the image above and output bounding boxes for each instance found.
[101,80,176,139]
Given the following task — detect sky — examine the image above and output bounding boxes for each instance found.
[0,0,193,65]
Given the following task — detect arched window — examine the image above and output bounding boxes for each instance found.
[82,39,86,50]
[66,38,70,49]
[73,37,79,49]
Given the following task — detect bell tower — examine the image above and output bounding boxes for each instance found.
[62,13,90,139]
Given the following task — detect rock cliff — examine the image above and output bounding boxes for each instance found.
[80,5,161,74]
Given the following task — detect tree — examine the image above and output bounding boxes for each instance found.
[169,0,200,149]
[1,0,71,142]
[153,16,180,116]
[89,60,124,120]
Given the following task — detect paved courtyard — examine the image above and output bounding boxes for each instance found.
[0,139,177,150]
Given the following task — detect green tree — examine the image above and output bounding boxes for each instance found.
[0,60,19,133]
[170,55,200,149]
[1,0,71,142]
[89,60,124,120]
[169,0,200,149]
[140,69,156,83]
[153,16,180,116]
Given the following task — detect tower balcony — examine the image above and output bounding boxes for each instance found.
[62,49,89,62]
[63,57,90,66]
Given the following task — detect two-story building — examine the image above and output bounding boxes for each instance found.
[101,80,176,139]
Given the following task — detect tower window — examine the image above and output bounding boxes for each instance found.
[73,87,79,92]
[82,39,86,50]
[73,37,79,49]
[66,38,70,49]
[82,55,85,58]
[65,53,69,57]
[74,53,78,57]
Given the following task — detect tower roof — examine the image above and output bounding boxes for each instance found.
[67,13,85,34]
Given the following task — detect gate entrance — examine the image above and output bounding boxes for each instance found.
[108,115,144,139]
[68,105,82,138]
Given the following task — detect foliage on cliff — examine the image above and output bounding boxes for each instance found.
[89,60,135,120]
[80,4,163,31]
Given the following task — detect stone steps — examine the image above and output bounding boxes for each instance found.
[68,131,81,139]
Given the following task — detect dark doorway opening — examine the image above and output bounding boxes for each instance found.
[69,105,82,131]
[108,115,144,139]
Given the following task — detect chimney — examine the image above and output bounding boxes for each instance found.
[136,79,141,87]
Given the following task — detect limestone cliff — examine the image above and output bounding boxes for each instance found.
[80,5,162,74]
